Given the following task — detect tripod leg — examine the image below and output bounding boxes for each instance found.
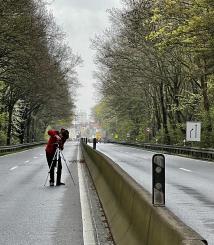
[44,172,49,187]
[44,149,58,186]
[56,157,62,185]
[60,151,76,186]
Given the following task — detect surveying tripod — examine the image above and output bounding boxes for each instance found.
[44,144,75,186]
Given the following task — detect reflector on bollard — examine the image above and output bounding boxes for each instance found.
[152,154,165,206]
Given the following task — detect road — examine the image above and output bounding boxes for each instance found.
[93,143,214,245]
[0,142,113,245]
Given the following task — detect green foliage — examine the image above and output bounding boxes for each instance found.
[168,123,185,145]
[92,100,140,141]
[149,0,214,54]
[0,0,81,145]
[92,0,214,147]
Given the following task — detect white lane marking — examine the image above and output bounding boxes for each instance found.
[179,168,192,172]
[77,146,96,245]
[25,160,30,163]
[40,154,44,156]
[10,166,18,171]
[33,156,38,159]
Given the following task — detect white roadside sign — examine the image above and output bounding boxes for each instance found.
[186,121,201,142]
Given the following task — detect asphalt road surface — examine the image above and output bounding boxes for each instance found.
[94,143,214,245]
[0,142,113,245]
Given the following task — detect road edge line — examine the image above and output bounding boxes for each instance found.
[77,145,96,245]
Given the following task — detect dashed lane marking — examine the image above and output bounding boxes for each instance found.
[179,168,192,172]
[25,160,30,163]
[10,166,18,171]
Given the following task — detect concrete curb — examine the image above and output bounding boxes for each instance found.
[81,143,207,245]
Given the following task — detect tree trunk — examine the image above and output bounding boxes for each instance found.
[6,106,13,145]
[201,75,210,113]
[26,115,31,143]
[201,73,212,139]
[159,82,170,144]
[153,93,161,132]
[31,117,35,142]
[19,122,25,144]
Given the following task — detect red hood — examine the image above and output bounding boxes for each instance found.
[48,129,59,137]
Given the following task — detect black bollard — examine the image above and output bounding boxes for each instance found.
[85,138,88,144]
[152,154,165,206]
[93,138,96,149]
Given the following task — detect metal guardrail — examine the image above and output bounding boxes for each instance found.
[111,141,214,161]
[0,141,46,154]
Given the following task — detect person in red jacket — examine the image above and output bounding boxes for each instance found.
[45,128,69,186]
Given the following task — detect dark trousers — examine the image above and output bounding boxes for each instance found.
[46,152,62,184]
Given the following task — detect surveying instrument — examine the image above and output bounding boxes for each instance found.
[44,143,75,187]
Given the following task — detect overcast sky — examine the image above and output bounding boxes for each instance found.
[48,0,122,115]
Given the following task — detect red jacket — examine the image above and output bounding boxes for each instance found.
[45,130,62,155]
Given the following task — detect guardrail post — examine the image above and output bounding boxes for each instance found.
[93,138,96,149]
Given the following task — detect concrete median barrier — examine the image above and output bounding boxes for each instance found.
[81,143,207,245]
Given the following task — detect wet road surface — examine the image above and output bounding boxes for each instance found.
[94,143,214,245]
[0,142,113,245]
